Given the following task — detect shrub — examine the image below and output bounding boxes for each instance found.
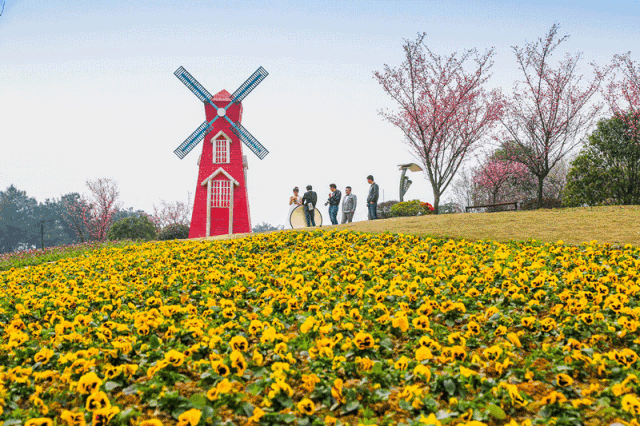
[563,114,640,207]
[390,200,434,217]
[439,202,463,214]
[520,197,563,210]
[107,215,157,241]
[377,200,399,219]
[158,223,190,240]
[253,222,284,233]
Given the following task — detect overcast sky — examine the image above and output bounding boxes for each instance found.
[1,0,639,228]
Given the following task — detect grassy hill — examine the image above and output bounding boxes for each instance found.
[212,205,640,247]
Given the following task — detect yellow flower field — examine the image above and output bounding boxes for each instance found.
[1,230,639,426]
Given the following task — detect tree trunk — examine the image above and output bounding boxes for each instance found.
[433,191,441,215]
[537,175,544,209]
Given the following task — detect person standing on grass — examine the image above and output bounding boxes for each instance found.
[302,185,318,227]
[341,186,357,224]
[367,175,379,220]
[327,183,341,225]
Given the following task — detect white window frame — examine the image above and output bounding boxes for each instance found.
[212,131,231,164]
[212,180,231,208]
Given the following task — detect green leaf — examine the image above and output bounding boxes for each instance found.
[189,393,207,409]
[398,399,412,411]
[282,414,297,423]
[246,383,262,395]
[116,407,141,423]
[297,417,310,426]
[444,379,456,395]
[344,400,360,413]
[201,406,215,420]
[238,402,254,417]
[149,334,161,349]
[436,409,456,419]
[375,389,391,400]
[379,338,393,350]
[171,409,182,420]
[104,381,121,391]
[276,396,293,408]
[486,403,507,420]
[123,384,138,395]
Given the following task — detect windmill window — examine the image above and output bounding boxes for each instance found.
[212,180,231,208]
[214,136,230,164]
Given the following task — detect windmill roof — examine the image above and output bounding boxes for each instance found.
[201,167,240,187]
[212,89,232,101]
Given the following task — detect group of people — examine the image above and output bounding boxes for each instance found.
[288,175,380,227]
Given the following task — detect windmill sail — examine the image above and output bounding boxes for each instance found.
[174,67,214,104]
[174,120,214,159]
[230,66,268,104]
[173,65,269,160]
[229,121,269,160]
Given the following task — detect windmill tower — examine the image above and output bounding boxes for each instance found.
[173,66,269,238]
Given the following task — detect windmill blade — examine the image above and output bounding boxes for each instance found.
[174,66,215,105]
[230,66,268,104]
[227,119,269,159]
[174,119,215,159]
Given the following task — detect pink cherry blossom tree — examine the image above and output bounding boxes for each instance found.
[85,178,121,241]
[64,178,121,242]
[473,155,533,204]
[152,197,192,230]
[374,33,503,214]
[499,24,604,208]
[605,52,640,140]
[61,193,91,243]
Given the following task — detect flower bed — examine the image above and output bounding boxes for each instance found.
[0,230,639,426]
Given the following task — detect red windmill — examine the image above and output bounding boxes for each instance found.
[173,66,269,238]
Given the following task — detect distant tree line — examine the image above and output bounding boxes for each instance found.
[0,178,192,254]
[252,222,284,233]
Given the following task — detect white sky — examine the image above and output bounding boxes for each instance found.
[1,0,639,227]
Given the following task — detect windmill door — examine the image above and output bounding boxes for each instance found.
[209,178,233,235]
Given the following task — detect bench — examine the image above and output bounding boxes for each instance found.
[465,201,518,213]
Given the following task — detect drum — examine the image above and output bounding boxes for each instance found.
[289,205,323,229]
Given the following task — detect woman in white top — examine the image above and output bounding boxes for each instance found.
[285,187,302,229]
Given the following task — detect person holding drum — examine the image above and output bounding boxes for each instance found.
[302,185,318,227]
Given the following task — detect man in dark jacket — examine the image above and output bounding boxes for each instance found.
[302,185,318,227]
[326,183,342,225]
[366,175,379,220]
